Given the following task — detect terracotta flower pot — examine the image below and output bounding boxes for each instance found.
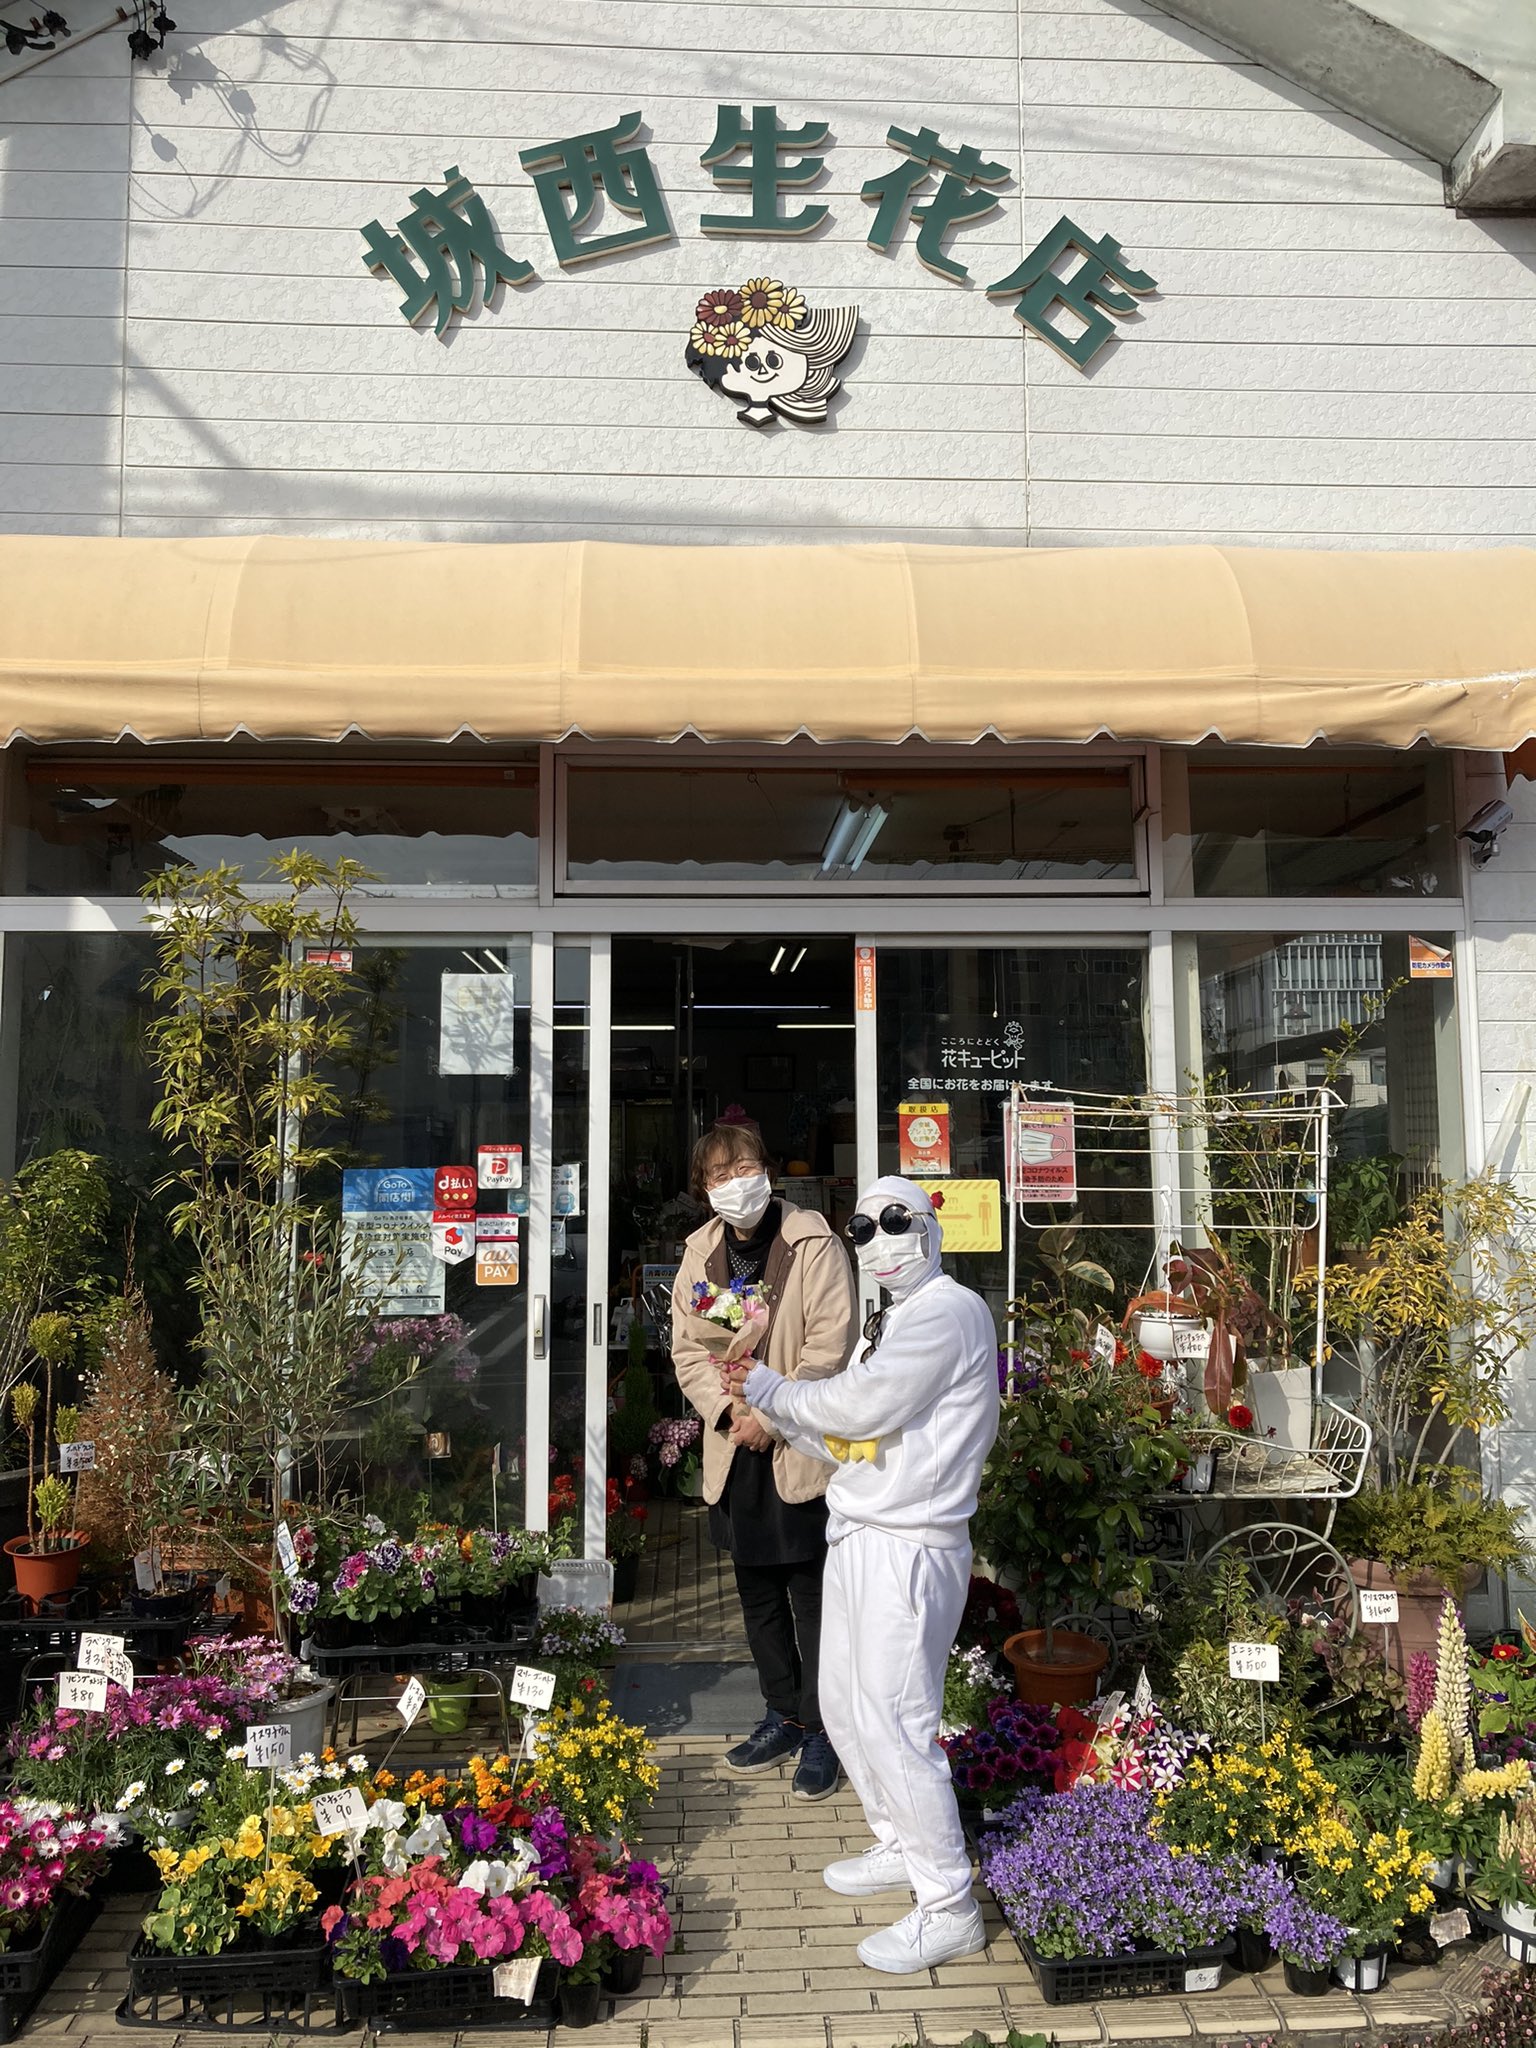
[1346,1558,1477,1673]
[5,1531,88,1605]
[1002,1627,1109,1706]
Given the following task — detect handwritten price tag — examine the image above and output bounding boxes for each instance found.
[1360,1590,1400,1626]
[493,1958,542,2003]
[1227,1641,1281,1684]
[1091,1325,1117,1366]
[58,1440,95,1473]
[245,1723,292,1770]
[1095,1689,1127,1732]
[1172,1323,1212,1361]
[397,1676,426,1728]
[58,1670,108,1713]
[77,1632,126,1674]
[132,1546,160,1593]
[509,1665,557,1713]
[311,1787,369,1837]
[275,1522,300,1580]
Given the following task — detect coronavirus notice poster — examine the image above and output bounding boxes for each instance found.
[1006,1098,1078,1205]
[341,1168,445,1314]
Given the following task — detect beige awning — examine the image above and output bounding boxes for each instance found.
[1,535,1533,751]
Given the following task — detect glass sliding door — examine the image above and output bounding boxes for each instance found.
[311,936,604,1550]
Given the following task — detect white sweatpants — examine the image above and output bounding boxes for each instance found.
[819,1525,973,1916]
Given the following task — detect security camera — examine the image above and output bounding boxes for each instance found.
[1459,798,1515,868]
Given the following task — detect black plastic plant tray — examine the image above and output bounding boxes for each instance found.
[0,1890,101,2044]
[117,1932,334,2031]
[306,1634,533,1678]
[335,1958,559,2032]
[1013,1930,1233,2006]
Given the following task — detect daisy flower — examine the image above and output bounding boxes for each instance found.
[116,1781,147,1811]
[694,287,742,328]
[739,278,785,327]
[774,285,807,329]
[163,1758,185,1777]
[187,1781,209,1799]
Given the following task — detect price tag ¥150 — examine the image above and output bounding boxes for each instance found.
[245,1723,292,1770]
[1227,1640,1281,1684]
[509,1665,557,1713]
[311,1787,369,1837]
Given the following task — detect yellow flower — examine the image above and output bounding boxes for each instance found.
[775,286,807,329]
[738,278,786,328]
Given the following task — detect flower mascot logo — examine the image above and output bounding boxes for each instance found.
[686,276,857,428]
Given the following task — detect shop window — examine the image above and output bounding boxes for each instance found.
[563,762,1138,889]
[13,755,539,897]
[874,945,1149,1326]
[5,933,162,1175]
[1162,747,1456,897]
[1177,931,1464,1231]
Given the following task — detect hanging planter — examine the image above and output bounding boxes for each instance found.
[1003,1628,1108,1707]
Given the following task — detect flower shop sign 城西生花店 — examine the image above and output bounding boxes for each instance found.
[358,109,1160,418]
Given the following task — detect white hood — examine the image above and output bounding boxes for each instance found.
[854,1174,943,1301]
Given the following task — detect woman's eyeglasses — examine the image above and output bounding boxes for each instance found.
[844,1204,916,1247]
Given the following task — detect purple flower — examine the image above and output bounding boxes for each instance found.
[419,1569,436,1592]
[1267,1890,1348,1971]
[333,1553,368,1594]
[373,1540,404,1575]
[490,1533,513,1564]
[289,1578,318,1615]
[457,1808,497,1854]
[531,1806,570,1881]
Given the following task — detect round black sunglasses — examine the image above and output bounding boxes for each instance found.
[844,1203,917,1247]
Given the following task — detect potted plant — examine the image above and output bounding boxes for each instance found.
[1475,1791,1536,1957]
[976,1319,1187,1704]
[1268,1891,1349,1997]
[0,1798,111,2038]
[1290,1813,1436,1993]
[1324,1174,1536,1653]
[1163,1239,1291,1424]
[4,1312,92,1603]
[606,1481,647,1605]
[185,1635,337,1765]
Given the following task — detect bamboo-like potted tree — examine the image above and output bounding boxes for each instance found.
[4,1315,91,1603]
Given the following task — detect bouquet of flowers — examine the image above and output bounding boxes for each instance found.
[682,1280,772,1372]
[0,1801,108,1950]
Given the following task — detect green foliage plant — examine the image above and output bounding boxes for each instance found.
[1335,1471,1534,1590]
[974,1310,1187,1659]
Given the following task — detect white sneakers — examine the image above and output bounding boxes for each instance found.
[856,1902,988,1974]
[822,1843,911,1897]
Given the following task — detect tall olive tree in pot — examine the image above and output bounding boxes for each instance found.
[140,852,408,1630]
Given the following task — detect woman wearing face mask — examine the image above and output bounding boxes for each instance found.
[670,1120,858,1800]
[722,1175,1000,1976]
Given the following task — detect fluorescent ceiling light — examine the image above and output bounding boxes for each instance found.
[615,1023,676,1031]
[769,945,787,974]
[694,1003,827,1012]
[790,947,807,973]
[819,799,889,877]
[778,1022,855,1031]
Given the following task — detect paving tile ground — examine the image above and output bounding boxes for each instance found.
[32,1732,1506,2048]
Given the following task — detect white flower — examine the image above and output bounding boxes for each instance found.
[403,1814,451,1858]
[346,1755,368,1775]
[225,1744,247,1762]
[187,1781,209,1799]
[296,1752,317,1768]
[116,1781,147,1811]
[163,1758,185,1777]
[366,1800,408,1835]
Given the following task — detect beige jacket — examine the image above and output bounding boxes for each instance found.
[671,1205,859,1507]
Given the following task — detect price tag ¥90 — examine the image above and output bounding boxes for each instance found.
[509,1665,557,1713]
[1360,1589,1400,1626]
[493,1958,542,2003]
[58,1441,95,1473]
[245,1723,292,1770]
[58,1670,108,1713]
[312,1787,369,1837]
[1227,1641,1281,1683]
[397,1676,426,1728]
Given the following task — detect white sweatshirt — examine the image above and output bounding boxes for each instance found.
[742,1273,999,1550]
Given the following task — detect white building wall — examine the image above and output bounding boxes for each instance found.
[2,0,1535,546]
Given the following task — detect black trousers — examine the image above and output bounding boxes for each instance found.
[733,1553,826,1733]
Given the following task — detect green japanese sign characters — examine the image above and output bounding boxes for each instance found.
[359,103,1159,397]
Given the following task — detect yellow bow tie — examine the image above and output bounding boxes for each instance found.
[824,1435,880,1464]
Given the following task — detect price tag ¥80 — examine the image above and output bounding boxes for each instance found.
[1228,1641,1281,1684]
[509,1665,557,1713]
[493,1958,542,2003]
[312,1787,369,1837]
[397,1676,426,1728]
[58,1440,95,1473]
[245,1723,292,1770]
[1360,1589,1401,1626]
[58,1670,108,1713]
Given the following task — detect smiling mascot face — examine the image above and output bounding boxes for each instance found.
[718,334,809,408]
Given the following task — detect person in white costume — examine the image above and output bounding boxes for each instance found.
[722,1174,1000,1974]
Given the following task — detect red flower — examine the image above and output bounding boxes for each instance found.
[1135,1352,1162,1379]
[695,288,742,327]
[1058,1437,1073,1454]
[1068,1349,1089,1366]
[1227,1403,1254,1432]
[1492,1642,1522,1662]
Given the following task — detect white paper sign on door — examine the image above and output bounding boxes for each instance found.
[440,973,519,1077]
[553,1164,581,1216]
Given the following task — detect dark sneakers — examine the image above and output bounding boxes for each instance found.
[725,1711,805,1774]
[792,1729,844,1801]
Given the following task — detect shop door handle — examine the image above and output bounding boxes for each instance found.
[533,1294,547,1361]
[592,1302,604,1348]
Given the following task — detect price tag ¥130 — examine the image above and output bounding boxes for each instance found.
[509,1665,557,1713]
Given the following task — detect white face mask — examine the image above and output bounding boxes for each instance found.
[855,1225,930,1297]
[708,1171,773,1231]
